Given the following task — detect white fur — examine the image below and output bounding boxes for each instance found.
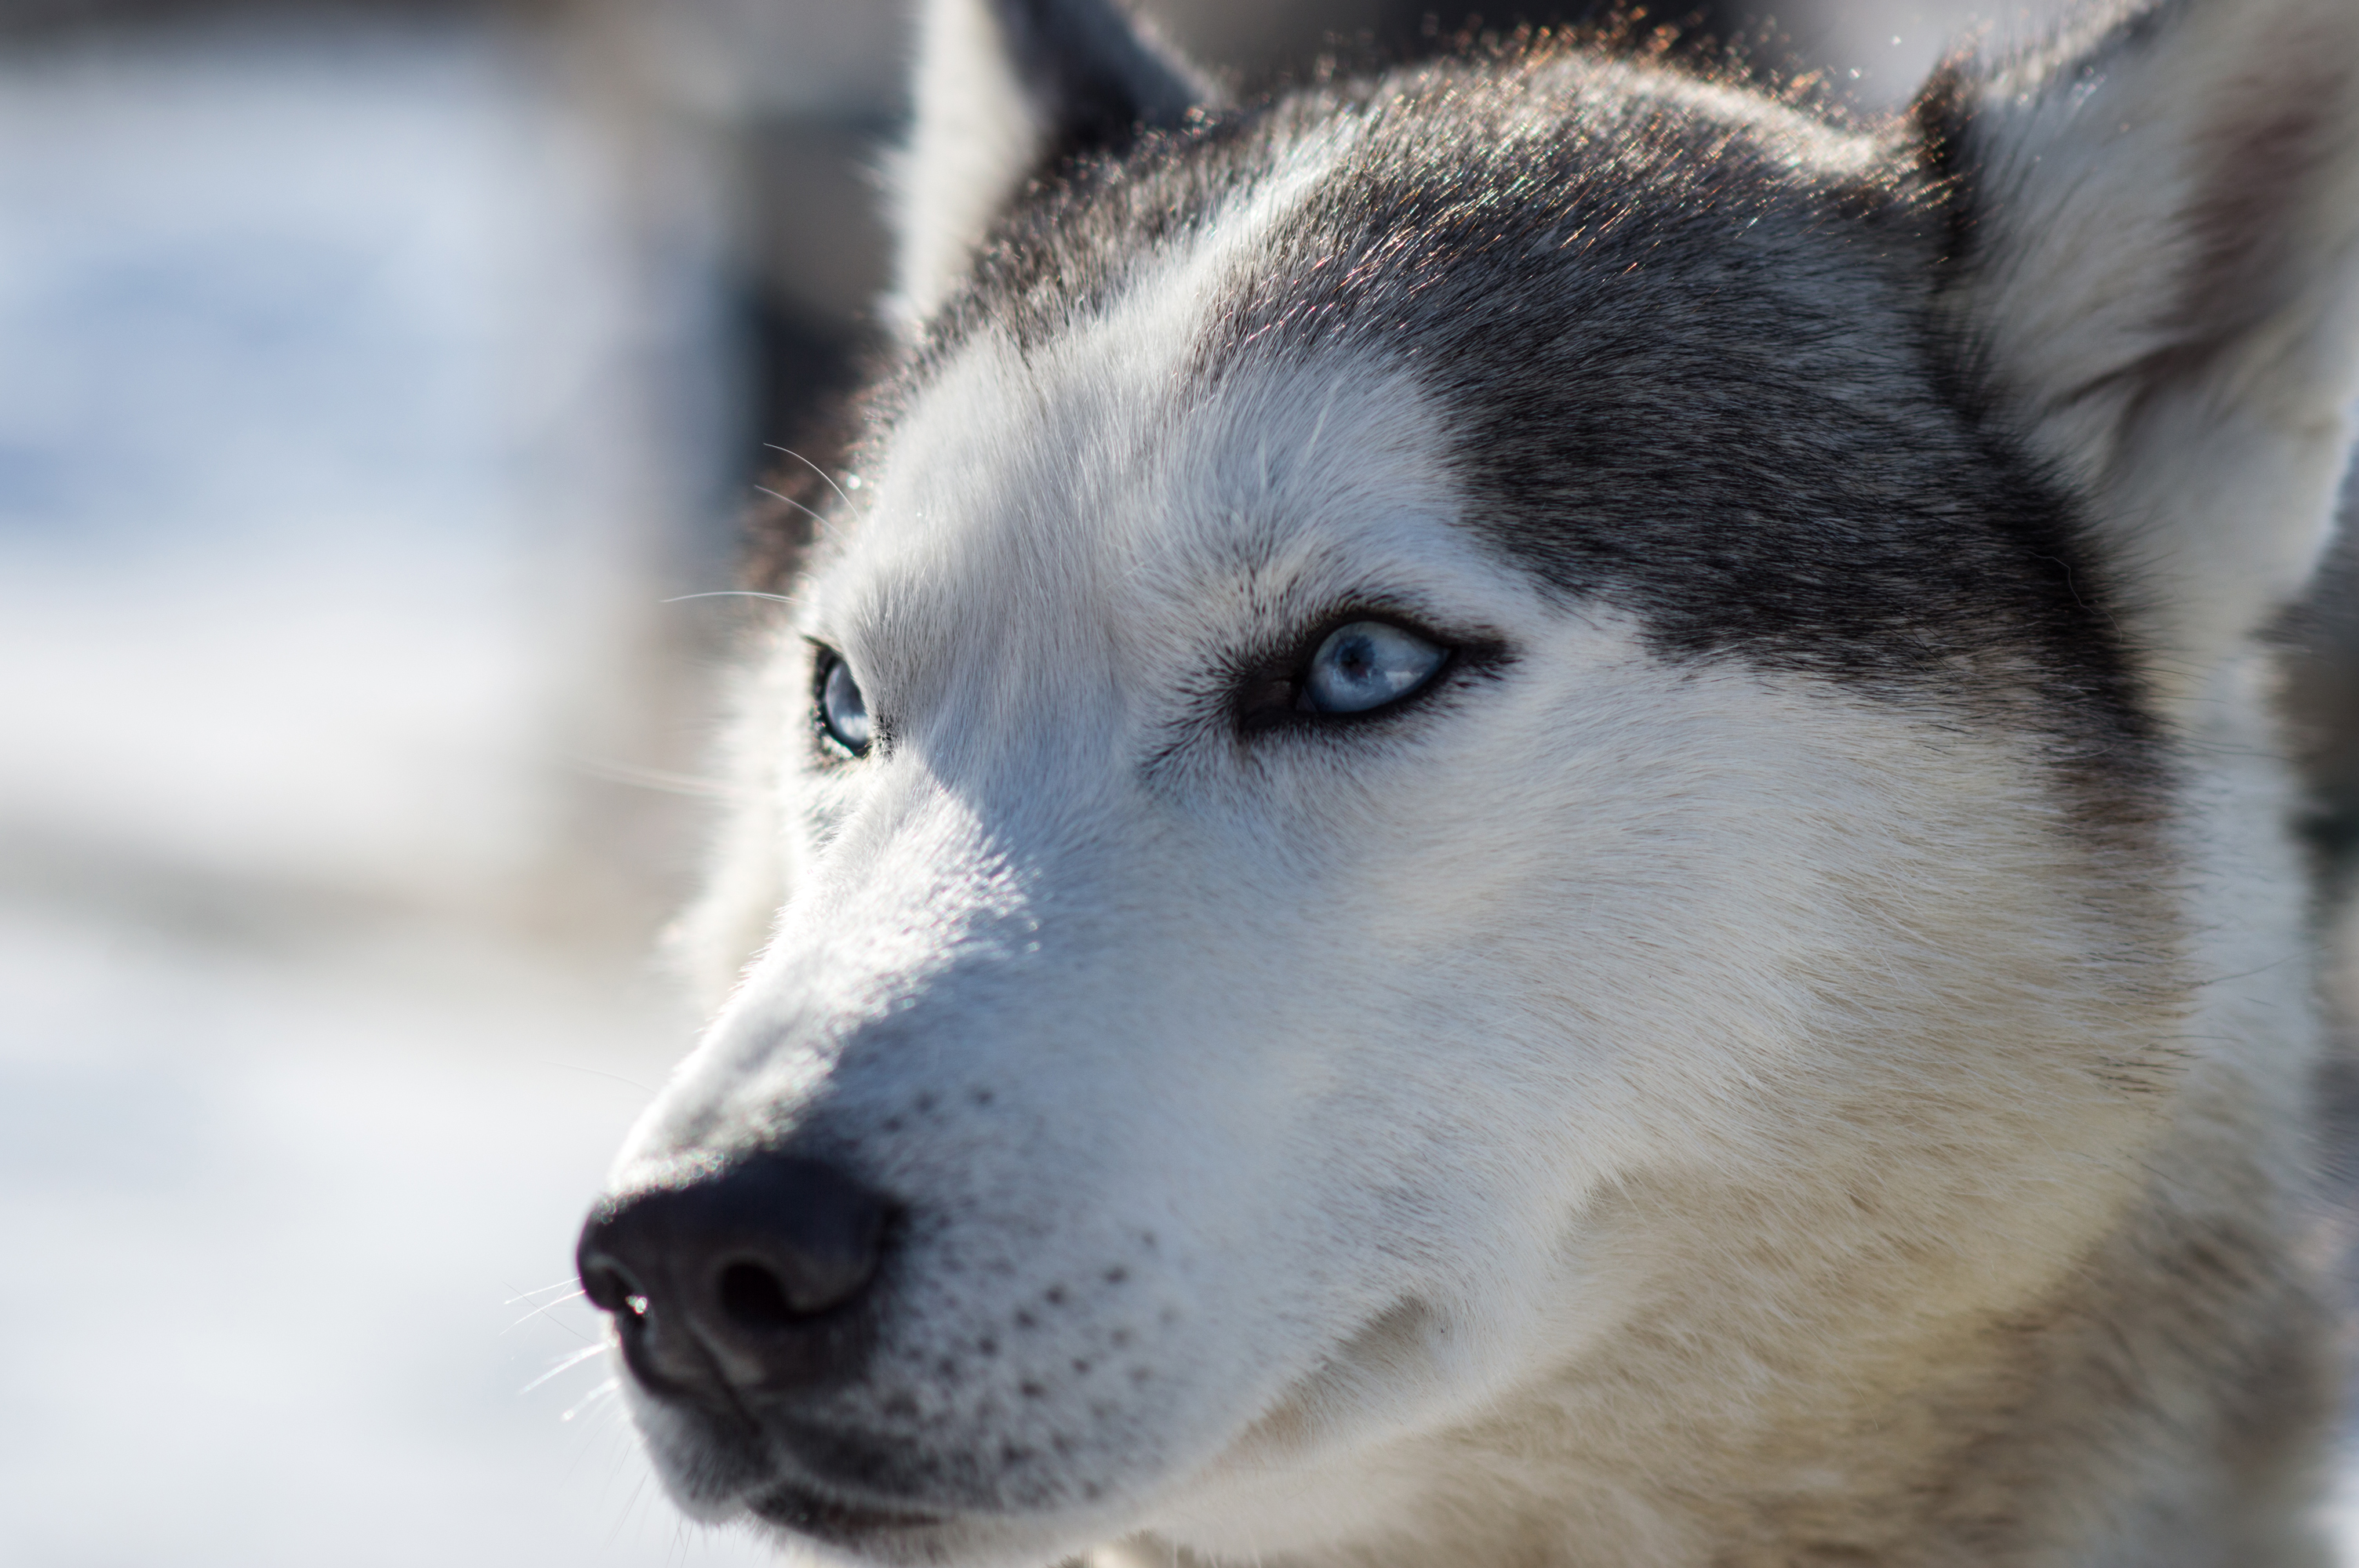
[608,3,2359,1563]
[635,285,2242,1568]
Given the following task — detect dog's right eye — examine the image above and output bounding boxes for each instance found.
[816,652,872,756]
[1235,617,1457,731]
[1302,621,1447,715]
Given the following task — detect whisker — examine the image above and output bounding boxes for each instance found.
[660,589,798,606]
[765,443,855,509]
[524,1341,610,1395]
[602,1468,656,1553]
[503,1277,587,1305]
[562,1376,623,1422]
[756,484,830,531]
[507,1287,588,1331]
[566,755,750,801]
[540,1060,656,1094]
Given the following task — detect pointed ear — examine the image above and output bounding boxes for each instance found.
[1924,0,2359,713]
[890,0,1212,334]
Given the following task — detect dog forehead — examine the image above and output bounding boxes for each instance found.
[819,287,1491,684]
[861,48,2150,746]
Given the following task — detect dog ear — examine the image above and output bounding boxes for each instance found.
[1922,0,2359,715]
[891,0,1212,334]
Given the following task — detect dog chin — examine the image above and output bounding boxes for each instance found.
[632,1409,1116,1568]
[645,1447,1026,1566]
[743,1483,960,1559]
[742,1497,1096,1568]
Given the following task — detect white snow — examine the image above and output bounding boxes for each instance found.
[0,18,769,1564]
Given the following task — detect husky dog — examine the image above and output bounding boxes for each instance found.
[576,1,2359,1563]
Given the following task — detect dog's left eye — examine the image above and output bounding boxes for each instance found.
[816,652,872,756]
[1302,621,1447,714]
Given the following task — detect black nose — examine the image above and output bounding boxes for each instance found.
[576,1152,895,1404]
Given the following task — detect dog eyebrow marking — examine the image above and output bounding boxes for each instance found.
[893,52,2143,771]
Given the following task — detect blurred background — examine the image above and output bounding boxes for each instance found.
[0,0,2350,1562]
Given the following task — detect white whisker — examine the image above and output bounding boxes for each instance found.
[765,443,855,509]
[561,1376,623,1422]
[507,1286,588,1331]
[566,755,751,801]
[523,1341,611,1394]
[756,484,829,531]
[540,1060,656,1094]
[660,589,798,606]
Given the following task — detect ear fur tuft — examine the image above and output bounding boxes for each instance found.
[1934,0,2359,713]
[892,0,1212,336]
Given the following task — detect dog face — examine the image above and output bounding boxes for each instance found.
[616,339,2164,1566]
[582,3,2359,1563]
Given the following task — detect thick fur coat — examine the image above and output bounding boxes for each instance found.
[578,2,2359,1563]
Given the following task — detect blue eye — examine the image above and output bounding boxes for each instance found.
[818,653,871,755]
[1302,621,1447,715]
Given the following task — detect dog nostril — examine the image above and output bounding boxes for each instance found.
[718,1259,799,1329]
[580,1258,643,1318]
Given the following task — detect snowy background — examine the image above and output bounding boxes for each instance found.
[0,14,776,1563]
[0,1,2349,1564]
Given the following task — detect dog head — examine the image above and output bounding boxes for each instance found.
[580,3,2359,1563]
